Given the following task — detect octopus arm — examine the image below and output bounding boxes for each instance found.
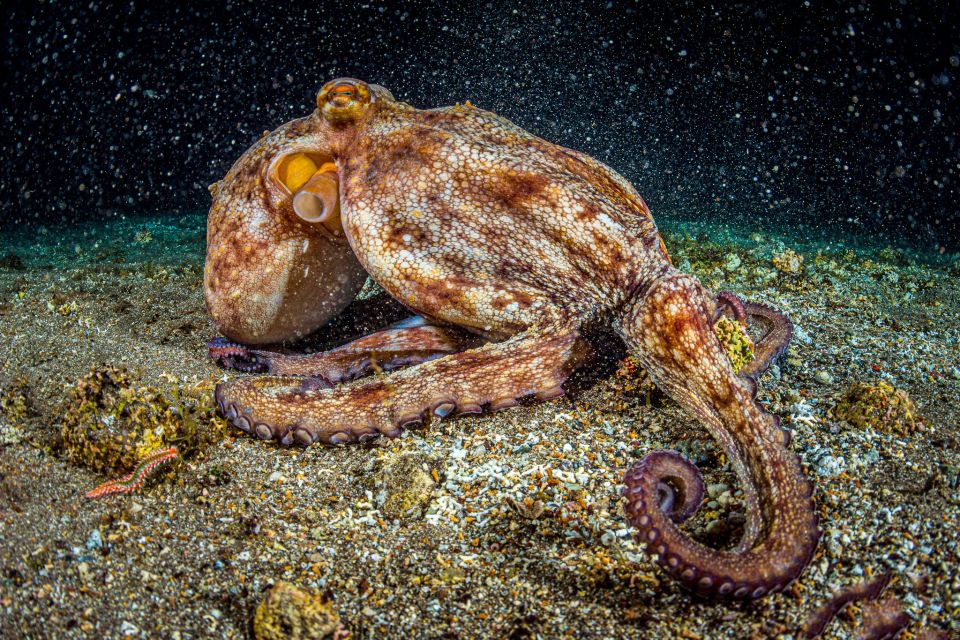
[214,322,587,446]
[616,269,820,599]
[739,300,794,379]
[209,318,476,381]
[710,291,794,379]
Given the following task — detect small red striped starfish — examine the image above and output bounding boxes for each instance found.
[85,447,179,499]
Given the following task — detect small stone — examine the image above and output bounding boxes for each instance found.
[723,253,741,272]
[267,471,285,483]
[706,483,729,499]
[369,451,439,520]
[813,451,845,477]
[814,371,833,385]
[85,529,103,550]
[76,562,93,585]
[793,324,813,344]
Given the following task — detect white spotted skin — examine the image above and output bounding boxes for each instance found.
[333,99,667,336]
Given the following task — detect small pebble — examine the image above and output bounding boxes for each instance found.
[85,529,103,550]
[76,562,93,585]
[706,483,729,498]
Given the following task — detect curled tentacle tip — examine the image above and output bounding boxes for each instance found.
[715,291,747,323]
[623,450,705,524]
[207,338,267,372]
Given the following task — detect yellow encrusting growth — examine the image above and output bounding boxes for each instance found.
[253,582,342,640]
[713,316,755,373]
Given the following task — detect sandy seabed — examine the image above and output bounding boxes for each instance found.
[0,214,957,639]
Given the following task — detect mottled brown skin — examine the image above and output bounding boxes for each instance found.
[205,78,819,601]
[204,117,368,345]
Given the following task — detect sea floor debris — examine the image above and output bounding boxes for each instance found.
[0,215,957,638]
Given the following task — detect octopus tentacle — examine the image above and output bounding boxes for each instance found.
[209,317,476,382]
[214,323,587,446]
[713,291,747,323]
[710,291,793,379]
[649,450,706,524]
[207,337,267,372]
[802,573,912,640]
[855,597,911,640]
[740,299,794,379]
[615,270,819,599]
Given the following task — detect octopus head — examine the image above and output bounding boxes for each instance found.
[204,116,368,345]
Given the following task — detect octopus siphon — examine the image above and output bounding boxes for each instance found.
[204,78,819,600]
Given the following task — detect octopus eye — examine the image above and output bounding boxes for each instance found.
[330,83,356,100]
[317,78,373,122]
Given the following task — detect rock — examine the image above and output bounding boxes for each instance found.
[119,621,139,636]
[814,371,834,385]
[706,482,729,499]
[772,248,804,275]
[722,253,741,272]
[812,449,846,477]
[369,450,440,520]
[793,324,813,344]
[58,365,226,475]
[253,582,342,640]
[86,529,103,550]
[833,380,923,436]
[76,562,93,585]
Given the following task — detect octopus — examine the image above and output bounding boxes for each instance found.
[204,78,820,600]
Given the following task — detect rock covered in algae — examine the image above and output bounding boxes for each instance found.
[369,450,440,520]
[712,316,755,373]
[253,582,343,640]
[58,364,226,474]
[0,375,31,446]
[832,380,923,436]
[772,248,804,275]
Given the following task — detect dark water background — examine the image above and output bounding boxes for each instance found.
[2,1,958,254]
